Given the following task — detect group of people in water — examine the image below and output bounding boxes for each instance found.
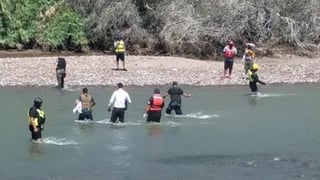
[28,38,266,143]
[28,81,191,143]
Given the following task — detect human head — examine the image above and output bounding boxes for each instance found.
[172,81,178,86]
[34,97,43,108]
[115,34,122,40]
[117,82,123,88]
[82,87,88,94]
[251,63,259,71]
[228,40,234,48]
[154,88,160,94]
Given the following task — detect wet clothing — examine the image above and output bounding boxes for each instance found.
[28,106,46,140]
[56,58,66,88]
[110,108,125,123]
[247,70,265,92]
[78,94,95,120]
[108,88,132,123]
[165,87,184,115]
[146,94,164,122]
[147,111,162,123]
[114,40,125,61]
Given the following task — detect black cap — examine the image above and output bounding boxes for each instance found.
[154,88,160,94]
[34,97,43,108]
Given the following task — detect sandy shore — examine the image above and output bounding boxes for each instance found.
[0,55,320,86]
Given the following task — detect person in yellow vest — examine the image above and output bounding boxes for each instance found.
[28,97,46,143]
[77,87,96,120]
[114,34,127,71]
[242,43,256,74]
[247,63,266,93]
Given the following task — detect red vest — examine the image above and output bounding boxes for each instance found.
[149,94,164,111]
[224,47,236,58]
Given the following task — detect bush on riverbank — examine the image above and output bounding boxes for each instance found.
[0,0,319,58]
[0,0,87,51]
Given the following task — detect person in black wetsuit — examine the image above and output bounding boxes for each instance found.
[163,81,191,115]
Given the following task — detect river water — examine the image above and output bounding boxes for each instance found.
[1,84,320,180]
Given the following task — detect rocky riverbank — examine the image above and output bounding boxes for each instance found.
[1,55,320,87]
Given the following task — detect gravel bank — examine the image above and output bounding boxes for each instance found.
[1,55,320,87]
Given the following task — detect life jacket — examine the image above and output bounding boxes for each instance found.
[247,70,255,82]
[224,46,236,58]
[245,49,256,59]
[27,108,46,126]
[115,40,125,53]
[80,94,92,110]
[149,94,164,111]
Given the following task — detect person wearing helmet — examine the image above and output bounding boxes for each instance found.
[163,81,191,115]
[247,63,266,93]
[28,97,46,143]
[114,34,127,71]
[223,40,238,78]
[242,42,256,74]
[143,88,165,123]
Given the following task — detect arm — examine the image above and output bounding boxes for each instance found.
[29,109,39,131]
[258,79,266,85]
[162,92,169,99]
[126,92,132,103]
[91,97,96,107]
[183,92,191,97]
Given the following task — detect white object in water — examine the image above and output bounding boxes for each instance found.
[73,99,82,114]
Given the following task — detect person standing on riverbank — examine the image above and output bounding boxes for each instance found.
[223,40,237,78]
[28,97,46,143]
[163,81,191,115]
[77,87,96,120]
[144,88,164,123]
[114,34,127,71]
[108,83,132,123]
[56,54,66,88]
[247,63,266,93]
[242,42,256,74]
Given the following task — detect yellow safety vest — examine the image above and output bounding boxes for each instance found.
[27,109,46,126]
[115,40,125,53]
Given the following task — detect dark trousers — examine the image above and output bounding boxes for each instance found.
[56,69,66,88]
[110,108,125,123]
[147,111,162,123]
[29,125,41,140]
[165,102,182,115]
[78,109,93,120]
[249,82,258,92]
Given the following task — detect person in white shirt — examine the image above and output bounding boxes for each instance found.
[107,83,132,123]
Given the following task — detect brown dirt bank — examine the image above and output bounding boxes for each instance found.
[0,54,319,87]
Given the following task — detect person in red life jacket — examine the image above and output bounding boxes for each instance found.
[223,40,237,78]
[143,88,164,123]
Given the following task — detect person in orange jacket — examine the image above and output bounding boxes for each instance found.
[144,88,164,123]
